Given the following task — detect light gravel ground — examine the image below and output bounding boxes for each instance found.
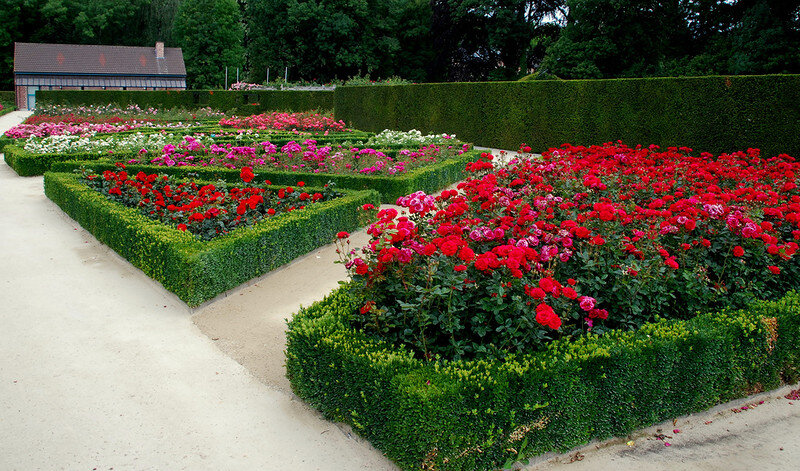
[1,110,798,470]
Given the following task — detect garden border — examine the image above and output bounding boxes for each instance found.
[2,131,372,177]
[44,172,379,307]
[286,288,800,470]
[50,149,481,203]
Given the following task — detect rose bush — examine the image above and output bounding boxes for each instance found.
[220,111,347,132]
[337,142,800,361]
[144,135,471,175]
[79,164,339,241]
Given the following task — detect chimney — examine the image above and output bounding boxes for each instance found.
[155,42,165,59]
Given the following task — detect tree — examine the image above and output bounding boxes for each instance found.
[173,0,245,88]
[430,0,566,81]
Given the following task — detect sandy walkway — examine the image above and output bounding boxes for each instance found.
[0,110,394,469]
[1,110,798,470]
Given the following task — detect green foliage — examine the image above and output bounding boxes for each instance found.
[0,90,14,116]
[3,144,138,177]
[35,90,335,113]
[43,171,379,306]
[245,0,434,83]
[0,0,153,89]
[541,0,800,79]
[334,76,800,157]
[286,287,800,470]
[50,149,481,202]
[173,0,245,89]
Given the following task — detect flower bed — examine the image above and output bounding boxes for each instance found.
[52,149,481,203]
[2,130,372,176]
[286,142,800,469]
[80,166,339,241]
[337,143,800,361]
[44,171,379,306]
[219,111,347,132]
[286,287,800,471]
[143,135,470,175]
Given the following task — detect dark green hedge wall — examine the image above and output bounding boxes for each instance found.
[44,172,378,306]
[36,90,335,113]
[286,288,800,470]
[51,149,480,203]
[334,76,800,157]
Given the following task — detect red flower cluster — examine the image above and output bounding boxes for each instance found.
[81,166,333,241]
[340,142,800,361]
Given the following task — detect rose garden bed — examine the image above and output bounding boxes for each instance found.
[50,148,480,203]
[44,170,378,306]
[285,142,800,470]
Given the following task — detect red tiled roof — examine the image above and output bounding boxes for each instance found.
[14,42,186,76]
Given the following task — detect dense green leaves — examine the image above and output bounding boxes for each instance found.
[173,0,245,89]
[287,286,800,470]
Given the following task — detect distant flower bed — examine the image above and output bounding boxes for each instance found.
[364,129,457,148]
[5,122,146,139]
[79,165,338,241]
[22,132,185,155]
[219,112,347,132]
[140,135,471,175]
[33,103,225,121]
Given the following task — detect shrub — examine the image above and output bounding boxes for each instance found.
[286,287,800,470]
[337,144,800,361]
[334,75,800,157]
[44,171,378,306]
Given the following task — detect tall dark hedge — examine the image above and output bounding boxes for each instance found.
[334,75,800,157]
[35,90,335,113]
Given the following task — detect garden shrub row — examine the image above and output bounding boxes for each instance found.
[3,144,139,177]
[51,149,481,203]
[36,89,335,113]
[286,288,800,471]
[43,172,379,307]
[334,75,800,156]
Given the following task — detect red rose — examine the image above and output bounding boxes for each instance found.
[337,231,349,239]
[733,246,744,257]
[768,265,781,275]
[240,166,254,183]
[454,264,468,272]
[177,224,187,231]
[267,208,276,215]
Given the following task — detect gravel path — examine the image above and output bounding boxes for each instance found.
[1,110,797,470]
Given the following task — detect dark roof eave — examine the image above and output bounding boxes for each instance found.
[14,71,186,78]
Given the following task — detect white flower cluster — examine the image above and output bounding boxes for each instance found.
[364,129,454,148]
[23,132,187,155]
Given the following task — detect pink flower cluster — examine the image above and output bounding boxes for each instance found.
[219,112,347,132]
[4,121,145,139]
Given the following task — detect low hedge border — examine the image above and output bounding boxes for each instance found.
[3,144,140,177]
[51,149,481,203]
[286,288,800,470]
[44,172,379,307]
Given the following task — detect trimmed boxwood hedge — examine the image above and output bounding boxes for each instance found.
[3,144,139,177]
[50,149,481,203]
[44,172,379,307]
[286,288,800,470]
[334,75,800,157]
[36,89,335,113]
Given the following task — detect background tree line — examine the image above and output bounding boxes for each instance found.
[1,0,798,90]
